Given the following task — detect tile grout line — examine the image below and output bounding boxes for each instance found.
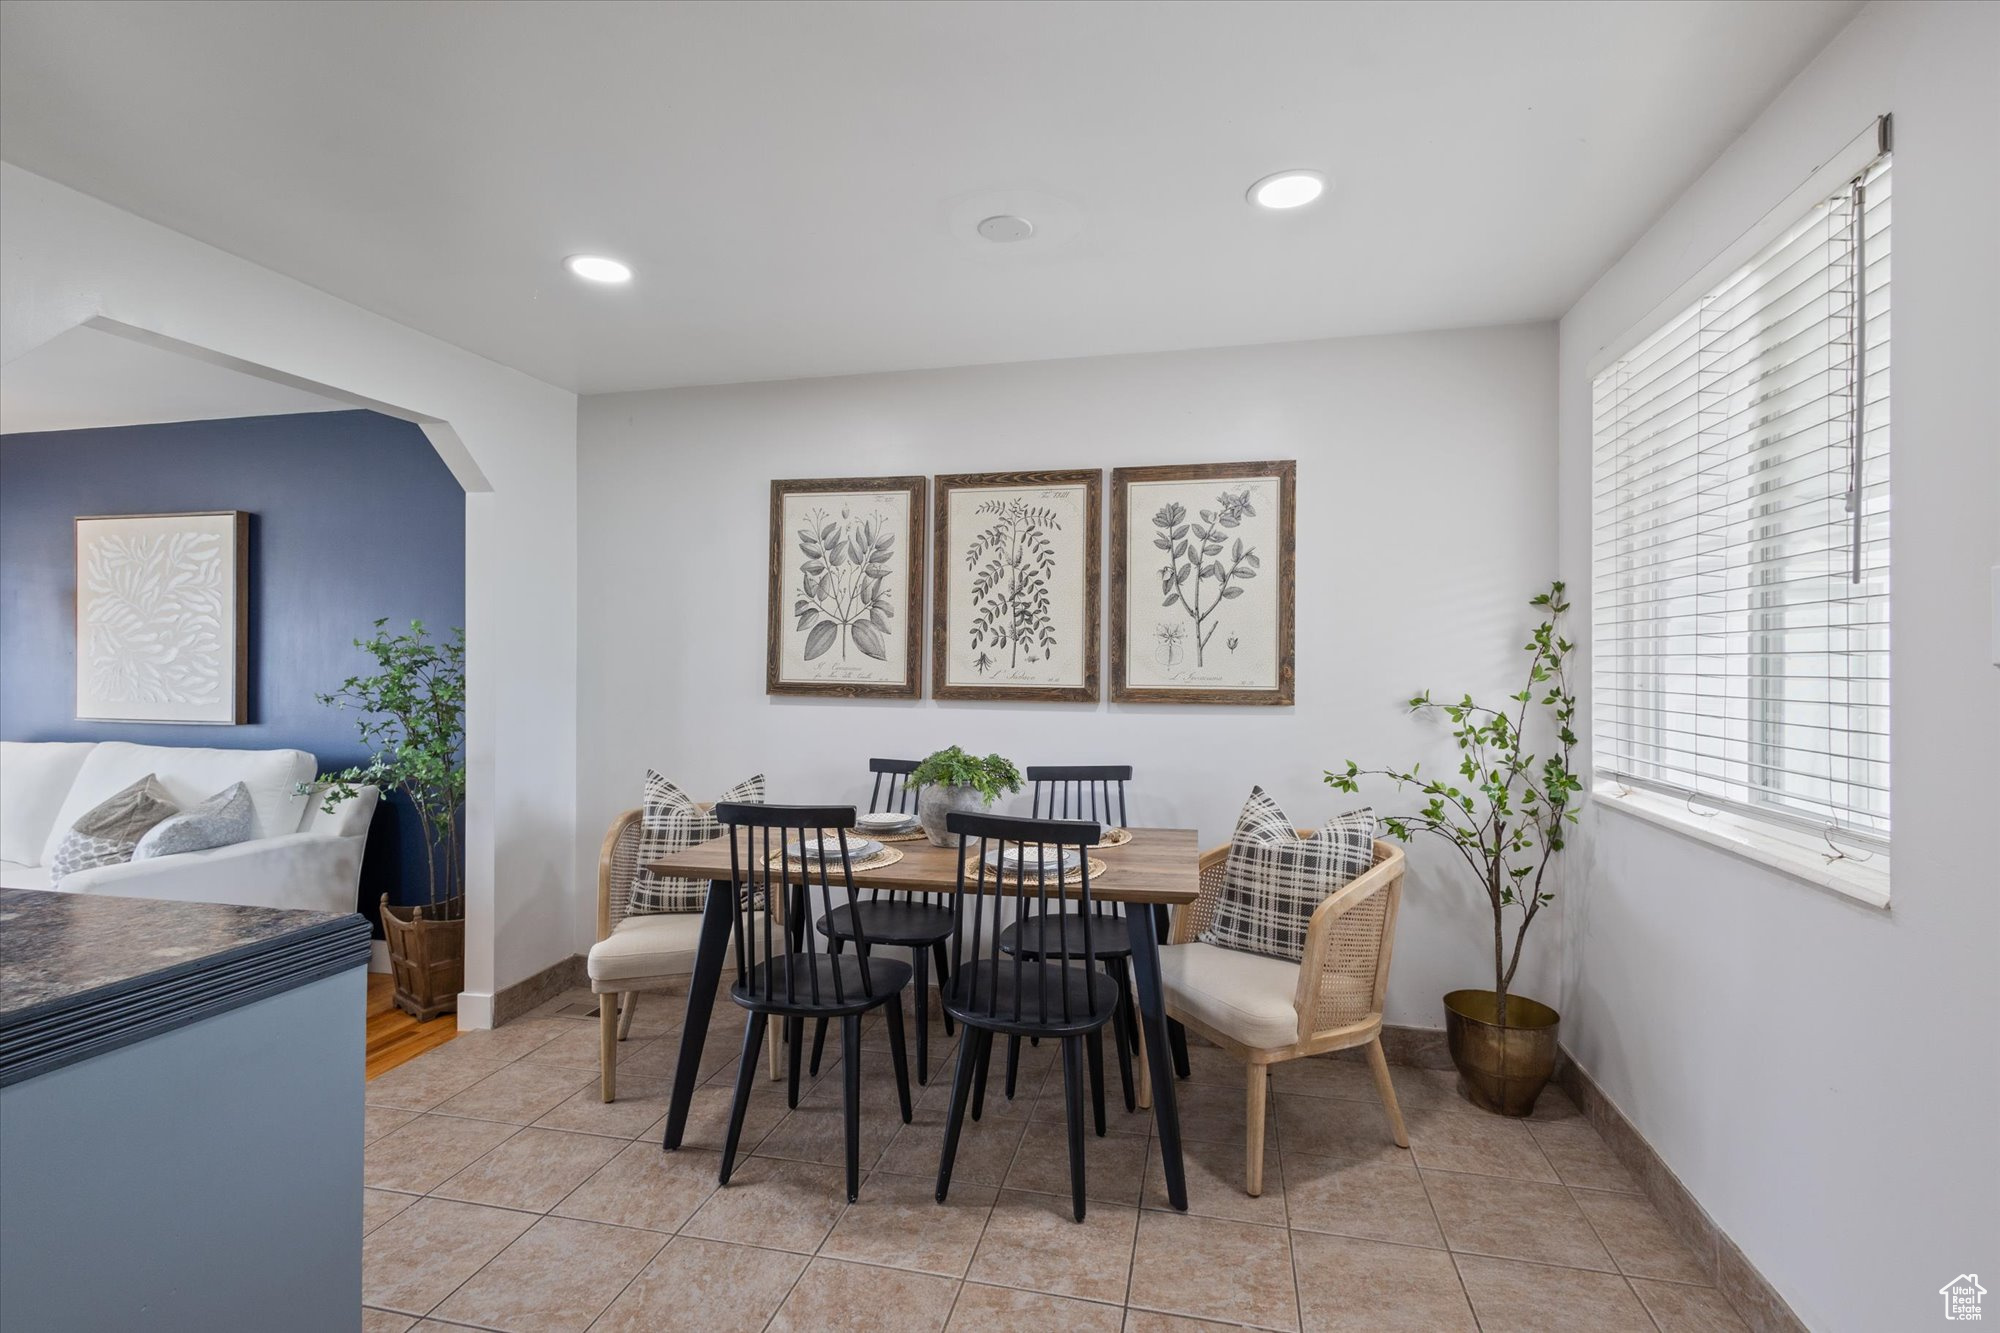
[1562,1176,1669,1333]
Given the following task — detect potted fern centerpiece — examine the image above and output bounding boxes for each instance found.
[316,619,467,1021]
[1327,582,1580,1115]
[911,746,1023,847]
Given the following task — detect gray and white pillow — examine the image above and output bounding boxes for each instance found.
[134,782,254,860]
[628,771,765,915]
[48,774,180,887]
[1200,786,1376,962]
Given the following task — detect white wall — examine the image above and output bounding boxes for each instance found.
[1555,4,1999,1328]
[0,166,581,1019]
[579,324,1558,1026]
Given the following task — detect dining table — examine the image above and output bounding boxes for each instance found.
[645,824,1201,1211]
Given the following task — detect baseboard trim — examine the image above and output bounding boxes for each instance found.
[491,953,587,1028]
[1556,1050,1806,1333]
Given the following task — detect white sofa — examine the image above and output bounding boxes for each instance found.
[0,740,378,915]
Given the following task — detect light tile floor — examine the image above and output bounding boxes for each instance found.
[362,985,1746,1333]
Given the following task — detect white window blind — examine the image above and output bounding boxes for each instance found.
[1592,151,1891,848]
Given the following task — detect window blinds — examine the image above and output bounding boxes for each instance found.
[1591,153,1891,847]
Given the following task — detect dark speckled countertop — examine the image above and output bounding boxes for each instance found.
[0,888,371,1085]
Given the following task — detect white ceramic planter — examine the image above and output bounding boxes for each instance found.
[917,784,991,847]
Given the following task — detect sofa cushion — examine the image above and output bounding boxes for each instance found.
[49,775,180,887]
[1200,787,1375,962]
[1160,940,1302,1050]
[0,742,97,865]
[134,782,255,859]
[41,742,315,865]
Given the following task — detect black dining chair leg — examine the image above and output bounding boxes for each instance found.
[934,1027,981,1203]
[1003,1033,1021,1099]
[1168,1019,1192,1080]
[841,1014,864,1202]
[882,989,914,1124]
[930,940,955,1036]
[1086,1026,1107,1137]
[969,1029,992,1121]
[786,1015,805,1109]
[1109,963,1137,1113]
[807,936,847,1078]
[1061,1034,1088,1222]
[719,1012,767,1185]
[911,945,931,1087]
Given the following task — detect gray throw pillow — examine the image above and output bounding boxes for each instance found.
[628,771,765,915]
[48,774,180,886]
[134,781,254,860]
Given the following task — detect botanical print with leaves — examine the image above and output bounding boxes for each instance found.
[777,491,911,687]
[75,512,242,723]
[944,483,1088,689]
[1125,476,1282,691]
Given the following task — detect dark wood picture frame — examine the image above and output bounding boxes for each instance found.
[767,476,928,698]
[73,509,250,724]
[1110,460,1296,705]
[931,469,1102,703]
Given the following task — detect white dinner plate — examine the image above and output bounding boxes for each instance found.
[792,837,882,860]
[855,812,917,832]
[982,847,1081,873]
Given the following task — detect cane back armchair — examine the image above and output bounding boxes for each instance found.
[1160,836,1409,1195]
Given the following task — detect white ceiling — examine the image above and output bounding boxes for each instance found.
[0,325,351,435]
[0,0,1859,395]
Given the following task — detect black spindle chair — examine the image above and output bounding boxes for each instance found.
[808,759,958,1084]
[936,811,1122,1222]
[995,766,1141,1118]
[712,802,912,1203]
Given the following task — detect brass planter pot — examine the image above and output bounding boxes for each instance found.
[1443,988,1560,1117]
[381,895,465,1022]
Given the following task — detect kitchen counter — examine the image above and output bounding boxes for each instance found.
[0,887,369,1085]
[0,888,371,1332]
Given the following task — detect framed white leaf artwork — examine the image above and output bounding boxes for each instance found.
[74,511,249,724]
[767,477,927,697]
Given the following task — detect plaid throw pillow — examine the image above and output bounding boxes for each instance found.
[628,771,765,915]
[1200,786,1376,962]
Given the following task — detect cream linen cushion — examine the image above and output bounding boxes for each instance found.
[1159,940,1301,1050]
[588,910,769,986]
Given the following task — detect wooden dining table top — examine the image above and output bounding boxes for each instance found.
[647,826,1203,906]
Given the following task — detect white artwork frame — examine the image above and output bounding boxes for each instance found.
[74,510,249,724]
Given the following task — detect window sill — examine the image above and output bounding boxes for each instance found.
[1590,786,1890,910]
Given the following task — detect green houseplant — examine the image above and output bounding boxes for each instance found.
[316,619,467,1020]
[1327,581,1580,1114]
[910,746,1023,847]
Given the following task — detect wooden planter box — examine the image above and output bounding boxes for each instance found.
[381,895,464,1022]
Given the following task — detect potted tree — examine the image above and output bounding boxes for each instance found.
[910,746,1023,847]
[316,619,467,1021]
[1327,582,1580,1115]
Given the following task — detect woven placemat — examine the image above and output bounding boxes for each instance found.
[1092,827,1132,849]
[767,845,906,872]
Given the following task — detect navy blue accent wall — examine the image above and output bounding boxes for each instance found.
[0,410,465,922]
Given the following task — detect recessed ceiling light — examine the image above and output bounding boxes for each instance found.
[975,214,1035,243]
[1247,170,1326,210]
[563,254,633,284]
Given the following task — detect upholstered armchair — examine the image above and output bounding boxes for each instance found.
[1160,837,1410,1195]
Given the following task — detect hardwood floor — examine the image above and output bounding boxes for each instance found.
[366,972,459,1079]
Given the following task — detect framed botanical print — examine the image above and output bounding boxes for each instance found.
[75,510,250,724]
[932,469,1101,702]
[768,476,927,697]
[1110,461,1296,705]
